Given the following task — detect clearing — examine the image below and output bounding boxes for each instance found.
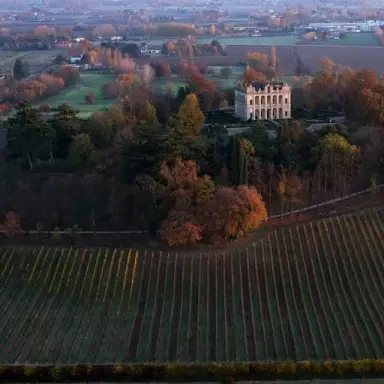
[0,49,63,74]
[36,72,115,118]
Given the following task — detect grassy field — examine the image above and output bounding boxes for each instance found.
[0,50,63,74]
[152,68,296,93]
[0,208,383,364]
[36,72,115,118]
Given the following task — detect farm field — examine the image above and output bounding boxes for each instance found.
[0,49,63,74]
[0,208,384,364]
[146,35,299,46]
[36,72,115,118]
[300,33,379,47]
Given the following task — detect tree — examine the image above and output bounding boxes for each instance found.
[303,31,316,40]
[247,52,268,72]
[242,68,267,85]
[85,92,96,104]
[50,103,81,159]
[8,102,55,169]
[137,100,158,124]
[68,133,95,167]
[2,211,23,237]
[319,57,335,76]
[159,157,215,246]
[269,45,277,73]
[13,58,29,80]
[313,133,359,194]
[220,66,232,78]
[228,137,249,186]
[203,186,268,242]
[176,93,205,136]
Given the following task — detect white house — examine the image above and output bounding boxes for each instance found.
[235,80,292,121]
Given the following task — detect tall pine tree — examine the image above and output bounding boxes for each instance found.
[13,58,29,80]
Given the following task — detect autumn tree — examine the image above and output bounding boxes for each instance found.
[33,25,55,39]
[269,45,277,74]
[176,93,205,136]
[303,31,316,40]
[247,52,268,73]
[2,211,23,237]
[94,24,116,38]
[203,186,268,242]
[159,157,214,246]
[85,92,96,104]
[313,133,359,194]
[242,67,267,85]
[319,57,335,76]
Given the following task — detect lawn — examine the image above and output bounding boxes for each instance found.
[0,208,383,364]
[151,68,298,94]
[36,72,115,118]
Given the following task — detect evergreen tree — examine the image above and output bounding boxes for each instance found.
[13,58,29,80]
[229,137,249,186]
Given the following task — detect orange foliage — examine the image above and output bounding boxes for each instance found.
[203,186,267,243]
[2,212,23,237]
[33,25,55,38]
[159,159,267,246]
[94,24,116,37]
[242,68,267,85]
[159,157,199,190]
[160,210,202,247]
[247,52,268,72]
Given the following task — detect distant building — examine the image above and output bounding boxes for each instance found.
[110,36,123,41]
[235,81,291,121]
[54,41,72,49]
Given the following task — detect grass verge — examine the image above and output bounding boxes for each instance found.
[1,361,384,382]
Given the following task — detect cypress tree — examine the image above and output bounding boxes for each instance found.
[229,137,239,185]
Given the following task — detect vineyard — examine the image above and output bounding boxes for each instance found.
[0,208,383,364]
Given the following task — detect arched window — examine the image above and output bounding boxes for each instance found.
[255,96,259,105]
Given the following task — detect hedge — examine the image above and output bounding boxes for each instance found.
[0,360,384,382]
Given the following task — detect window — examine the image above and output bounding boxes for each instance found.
[285,111,288,117]
[250,112,253,119]
[285,98,288,104]
[250,99,253,105]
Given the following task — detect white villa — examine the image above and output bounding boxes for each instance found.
[235,80,291,121]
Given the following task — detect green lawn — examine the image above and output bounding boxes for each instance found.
[36,72,115,118]
[151,68,298,94]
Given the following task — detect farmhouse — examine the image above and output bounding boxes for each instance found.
[235,81,291,121]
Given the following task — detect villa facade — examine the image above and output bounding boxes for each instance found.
[235,81,291,121]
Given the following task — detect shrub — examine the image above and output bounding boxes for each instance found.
[23,366,35,377]
[85,92,96,104]
[50,366,61,380]
[39,104,51,112]
[2,211,23,237]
